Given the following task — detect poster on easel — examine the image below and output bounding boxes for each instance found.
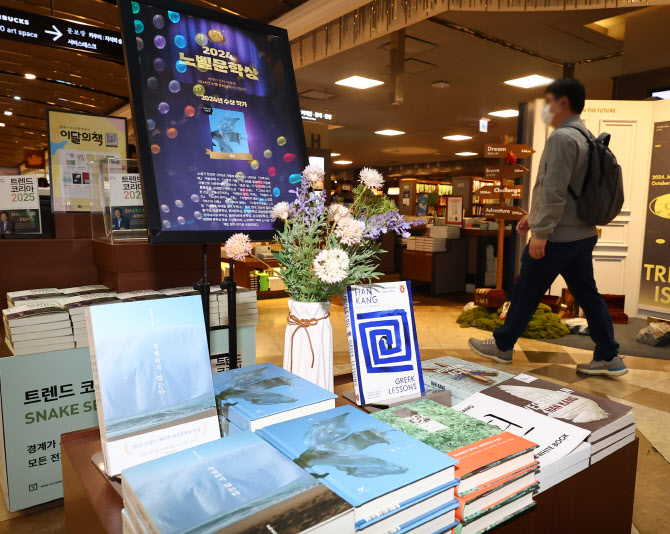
[109,173,147,231]
[446,196,462,226]
[0,175,41,235]
[119,0,308,243]
[47,111,127,213]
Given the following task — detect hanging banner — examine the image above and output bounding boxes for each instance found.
[119,0,307,243]
[639,121,670,311]
[47,111,127,213]
[109,173,147,231]
[0,175,41,235]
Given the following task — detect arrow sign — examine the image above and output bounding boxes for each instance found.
[484,164,529,180]
[485,144,535,159]
[44,25,63,41]
[477,185,524,200]
[483,205,527,220]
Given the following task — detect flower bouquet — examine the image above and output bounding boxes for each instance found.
[224,164,422,390]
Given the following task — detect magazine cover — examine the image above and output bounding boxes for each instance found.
[87,295,219,475]
[343,282,424,405]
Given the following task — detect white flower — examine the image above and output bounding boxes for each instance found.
[271,201,292,221]
[335,217,366,246]
[359,167,384,190]
[302,164,325,185]
[328,203,349,222]
[313,248,349,284]
[224,233,253,261]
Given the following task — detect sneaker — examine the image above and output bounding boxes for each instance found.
[468,337,513,364]
[576,356,628,377]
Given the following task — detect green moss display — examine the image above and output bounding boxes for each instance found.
[457,303,569,340]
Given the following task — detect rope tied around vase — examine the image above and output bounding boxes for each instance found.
[287,312,331,371]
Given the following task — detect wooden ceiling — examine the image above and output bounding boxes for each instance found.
[0,0,306,167]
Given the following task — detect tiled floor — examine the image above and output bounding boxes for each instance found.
[2,292,668,533]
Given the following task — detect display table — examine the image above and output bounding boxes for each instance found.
[62,402,638,534]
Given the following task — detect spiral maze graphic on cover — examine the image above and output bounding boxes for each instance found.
[357,309,414,373]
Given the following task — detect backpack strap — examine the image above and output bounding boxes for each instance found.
[561,125,592,200]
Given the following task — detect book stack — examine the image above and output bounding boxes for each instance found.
[59,292,120,348]
[422,356,515,405]
[258,406,460,534]
[121,432,355,534]
[213,287,258,327]
[429,225,461,239]
[87,295,220,476]
[212,362,336,435]
[116,290,167,302]
[372,399,538,534]
[6,288,64,308]
[535,441,591,494]
[415,237,447,252]
[3,302,74,355]
[60,285,110,296]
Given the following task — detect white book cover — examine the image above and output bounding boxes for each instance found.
[59,285,110,295]
[343,282,424,405]
[453,393,590,468]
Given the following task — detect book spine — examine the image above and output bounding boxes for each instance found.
[121,477,162,534]
[86,308,108,441]
[227,406,250,431]
[342,288,363,405]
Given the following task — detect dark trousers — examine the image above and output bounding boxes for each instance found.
[494,236,619,361]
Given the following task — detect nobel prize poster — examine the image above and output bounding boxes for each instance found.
[640,121,670,312]
[0,175,41,235]
[47,111,127,213]
[120,0,307,242]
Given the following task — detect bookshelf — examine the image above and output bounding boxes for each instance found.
[414,180,453,217]
[451,177,500,217]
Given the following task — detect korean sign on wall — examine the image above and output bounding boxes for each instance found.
[0,175,41,235]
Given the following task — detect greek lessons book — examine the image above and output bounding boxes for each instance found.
[121,432,354,534]
[343,282,424,406]
[87,295,219,476]
[212,363,337,431]
[256,406,457,527]
[3,302,69,328]
[421,356,515,404]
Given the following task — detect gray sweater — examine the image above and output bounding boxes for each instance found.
[529,115,599,242]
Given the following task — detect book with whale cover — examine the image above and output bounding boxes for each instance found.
[212,362,337,432]
[256,405,457,528]
[87,295,219,476]
[121,432,354,534]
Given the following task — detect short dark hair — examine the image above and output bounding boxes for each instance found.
[546,78,586,114]
[114,208,122,214]
[0,211,8,217]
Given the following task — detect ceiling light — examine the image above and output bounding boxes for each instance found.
[375,129,405,136]
[456,152,478,156]
[443,135,472,141]
[13,96,20,100]
[25,73,36,80]
[333,160,353,165]
[489,109,519,118]
[335,76,384,89]
[4,111,12,116]
[330,152,340,157]
[504,75,554,89]
[387,187,400,195]
[431,81,451,89]
[0,123,4,127]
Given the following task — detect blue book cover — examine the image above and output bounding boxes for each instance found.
[343,282,424,406]
[87,296,220,475]
[122,432,353,534]
[212,363,337,431]
[395,502,459,534]
[257,406,457,521]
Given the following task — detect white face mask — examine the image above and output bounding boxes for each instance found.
[541,103,555,126]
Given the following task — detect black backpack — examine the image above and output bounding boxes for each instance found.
[566,127,624,226]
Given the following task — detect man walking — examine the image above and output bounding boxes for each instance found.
[469,78,627,376]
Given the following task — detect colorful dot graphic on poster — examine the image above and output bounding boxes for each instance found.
[289,174,302,184]
[134,20,144,33]
[168,11,180,23]
[161,204,169,213]
[168,80,181,93]
[177,216,185,225]
[208,29,224,43]
[175,199,183,208]
[194,211,203,219]
[151,144,161,154]
[153,58,166,72]
[132,1,140,14]
[277,136,287,146]
[283,153,296,162]
[191,194,200,202]
[158,102,170,114]
[175,60,188,73]
[250,160,260,170]
[147,77,158,89]
[184,106,196,117]
[264,149,272,158]
[163,220,171,228]
[147,119,156,130]
[268,167,277,177]
[193,84,205,97]
[167,128,178,138]
[154,35,166,49]
[235,172,245,181]
[136,37,144,50]
[195,33,208,46]
[152,14,165,29]
[273,187,281,197]
[174,35,187,49]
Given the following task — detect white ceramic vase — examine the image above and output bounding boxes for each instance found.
[283,299,334,392]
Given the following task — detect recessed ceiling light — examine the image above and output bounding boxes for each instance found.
[335,76,384,89]
[456,152,478,156]
[375,129,405,136]
[489,109,519,118]
[504,75,554,89]
[331,152,341,157]
[443,135,472,141]
[13,96,20,100]
[431,81,450,89]
[333,160,353,165]
[4,111,12,116]
[0,123,4,127]
[25,73,36,80]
